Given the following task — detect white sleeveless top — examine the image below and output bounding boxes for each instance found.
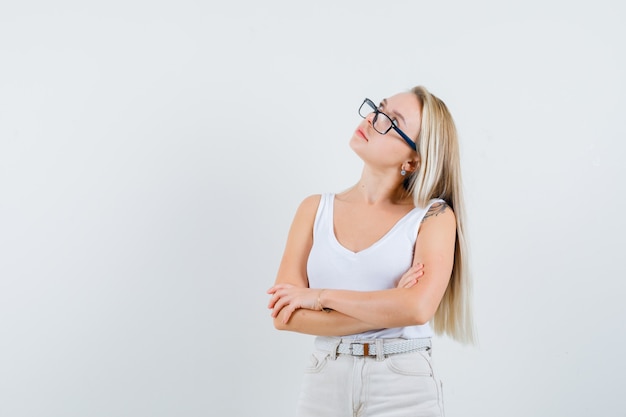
[307,193,443,340]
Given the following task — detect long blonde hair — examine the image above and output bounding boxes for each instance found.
[407,86,476,345]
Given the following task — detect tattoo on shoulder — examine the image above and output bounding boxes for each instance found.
[421,202,449,223]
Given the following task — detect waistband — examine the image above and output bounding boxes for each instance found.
[315,336,431,359]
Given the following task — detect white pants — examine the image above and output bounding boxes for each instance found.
[296,338,445,417]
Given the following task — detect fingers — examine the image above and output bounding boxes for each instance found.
[268,286,313,323]
[270,293,299,324]
[267,293,279,309]
[280,305,296,324]
[396,264,425,288]
[271,296,289,319]
[402,277,419,289]
[269,288,287,317]
[267,284,295,309]
[268,286,297,320]
[266,283,294,294]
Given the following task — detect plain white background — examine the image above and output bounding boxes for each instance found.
[1,1,625,416]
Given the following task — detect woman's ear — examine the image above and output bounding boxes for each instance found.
[403,156,420,174]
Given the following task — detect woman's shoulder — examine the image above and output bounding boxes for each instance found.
[293,194,323,219]
[300,193,323,207]
[421,199,456,226]
[426,199,454,213]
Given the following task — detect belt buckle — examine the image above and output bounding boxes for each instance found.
[349,342,370,356]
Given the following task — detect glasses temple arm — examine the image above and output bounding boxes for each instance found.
[394,126,417,151]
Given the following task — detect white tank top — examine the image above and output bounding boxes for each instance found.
[307,193,443,340]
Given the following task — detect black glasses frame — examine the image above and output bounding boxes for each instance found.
[358,98,417,151]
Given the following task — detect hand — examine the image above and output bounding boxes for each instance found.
[396,263,424,289]
[267,284,322,324]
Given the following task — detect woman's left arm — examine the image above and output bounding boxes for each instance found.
[268,203,456,328]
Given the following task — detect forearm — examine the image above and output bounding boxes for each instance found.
[273,307,378,336]
[319,288,432,328]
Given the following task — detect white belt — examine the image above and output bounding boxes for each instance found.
[315,337,431,357]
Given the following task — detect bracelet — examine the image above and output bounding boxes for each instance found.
[318,289,333,313]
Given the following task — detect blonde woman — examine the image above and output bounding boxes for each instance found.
[267,86,475,417]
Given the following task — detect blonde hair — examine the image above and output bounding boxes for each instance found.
[407,86,476,345]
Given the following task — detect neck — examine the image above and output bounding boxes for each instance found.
[349,166,409,204]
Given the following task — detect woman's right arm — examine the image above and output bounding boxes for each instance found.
[269,194,375,336]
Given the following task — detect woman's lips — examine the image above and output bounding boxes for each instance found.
[356,129,367,140]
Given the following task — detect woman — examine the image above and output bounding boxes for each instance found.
[267,86,475,417]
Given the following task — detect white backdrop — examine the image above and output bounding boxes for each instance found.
[1,1,625,416]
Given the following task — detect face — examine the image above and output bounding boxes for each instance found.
[350,92,422,167]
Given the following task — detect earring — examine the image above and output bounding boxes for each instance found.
[401,169,406,176]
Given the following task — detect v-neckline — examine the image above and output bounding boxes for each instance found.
[329,194,417,255]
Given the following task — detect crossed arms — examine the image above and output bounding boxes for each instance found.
[267,194,456,336]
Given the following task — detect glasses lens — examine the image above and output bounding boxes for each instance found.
[373,110,392,135]
[359,99,376,119]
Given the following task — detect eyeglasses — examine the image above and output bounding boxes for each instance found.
[358,98,417,151]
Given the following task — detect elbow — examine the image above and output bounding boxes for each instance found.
[273,313,298,332]
[413,316,431,326]
[410,307,435,326]
[273,317,288,331]
[403,291,439,326]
